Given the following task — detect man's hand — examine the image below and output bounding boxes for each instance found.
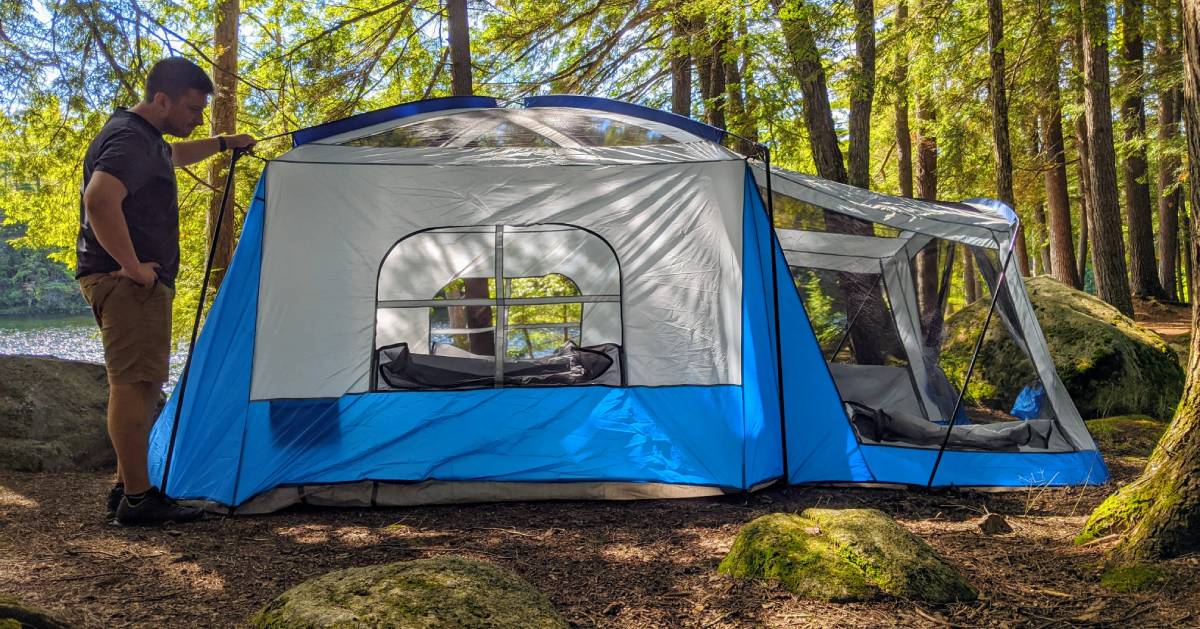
[222,134,256,151]
[113,261,160,288]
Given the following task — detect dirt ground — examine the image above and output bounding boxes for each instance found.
[2,454,1198,628]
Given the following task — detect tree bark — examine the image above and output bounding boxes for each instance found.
[1037,9,1082,288]
[206,0,239,292]
[964,246,980,303]
[1077,189,1091,284]
[847,0,875,190]
[916,90,939,324]
[988,0,1029,276]
[1155,0,1182,301]
[1078,0,1200,562]
[1121,0,1166,298]
[775,0,847,184]
[671,14,692,116]
[775,0,895,364]
[1080,0,1135,316]
[894,0,914,199]
[447,0,471,96]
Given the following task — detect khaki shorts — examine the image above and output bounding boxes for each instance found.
[79,273,174,385]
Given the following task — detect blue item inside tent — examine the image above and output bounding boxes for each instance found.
[1010,382,1047,420]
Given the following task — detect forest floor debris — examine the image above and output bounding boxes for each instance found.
[1,455,1197,628]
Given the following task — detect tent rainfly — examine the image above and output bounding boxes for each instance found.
[148,95,1107,513]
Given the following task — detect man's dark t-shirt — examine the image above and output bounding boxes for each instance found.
[76,109,179,288]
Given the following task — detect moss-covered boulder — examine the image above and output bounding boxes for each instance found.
[0,594,70,628]
[718,509,976,604]
[942,276,1183,420]
[0,355,113,472]
[250,556,566,628]
[1087,416,1166,457]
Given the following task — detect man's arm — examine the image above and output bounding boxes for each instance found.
[170,133,256,167]
[82,171,159,287]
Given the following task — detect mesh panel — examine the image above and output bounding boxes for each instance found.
[343,108,679,148]
[762,188,901,237]
[790,267,908,367]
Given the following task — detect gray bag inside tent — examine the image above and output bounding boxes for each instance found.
[845,401,1055,451]
[378,342,621,389]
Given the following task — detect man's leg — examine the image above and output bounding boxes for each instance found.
[107,381,159,493]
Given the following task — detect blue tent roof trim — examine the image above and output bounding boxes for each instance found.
[291,95,499,146]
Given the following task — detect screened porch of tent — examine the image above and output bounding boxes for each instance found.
[755,163,1097,456]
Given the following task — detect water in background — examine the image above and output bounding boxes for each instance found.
[0,315,186,386]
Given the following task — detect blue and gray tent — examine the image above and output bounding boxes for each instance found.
[147,95,1107,513]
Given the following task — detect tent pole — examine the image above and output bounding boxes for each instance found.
[925,236,1017,488]
[160,147,248,494]
[761,147,790,487]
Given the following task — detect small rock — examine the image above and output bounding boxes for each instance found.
[978,513,1013,535]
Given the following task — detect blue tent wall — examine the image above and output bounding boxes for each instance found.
[148,178,267,503]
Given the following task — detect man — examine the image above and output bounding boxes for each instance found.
[77,57,255,525]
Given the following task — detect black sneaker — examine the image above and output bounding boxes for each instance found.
[106,483,124,520]
[115,487,204,526]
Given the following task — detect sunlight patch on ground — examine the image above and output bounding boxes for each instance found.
[598,542,654,563]
[272,523,380,546]
[0,484,39,509]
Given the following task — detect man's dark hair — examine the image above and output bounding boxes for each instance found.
[143,57,214,102]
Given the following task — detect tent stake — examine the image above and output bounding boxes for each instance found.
[160,147,248,494]
[925,240,1017,488]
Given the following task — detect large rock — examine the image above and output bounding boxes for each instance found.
[0,355,112,472]
[718,509,976,604]
[942,276,1183,420]
[250,556,566,628]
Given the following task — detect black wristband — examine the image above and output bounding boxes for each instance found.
[218,136,227,152]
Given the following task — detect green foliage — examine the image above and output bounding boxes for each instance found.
[0,211,87,317]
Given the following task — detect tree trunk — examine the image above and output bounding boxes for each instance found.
[775,0,895,364]
[724,37,758,154]
[1080,0,1135,316]
[988,0,1029,276]
[964,246,980,303]
[894,0,914,199]
[671,14,692,116]
[447,0,471,97]
[1077,190,1091,284]
[1073,27,1094,286]
[916,91,939,325]
[1156,0,1182,301]
[1078,0,1200,561]
[206,0,239,292]
[1037,10,1083,288]
[847,0,875,190]
[775,0,847,183]
[694,21,727,131]
[1121,0,1166,298]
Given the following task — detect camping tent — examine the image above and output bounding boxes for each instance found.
[147,95,1107,513]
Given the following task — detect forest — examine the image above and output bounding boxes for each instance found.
[2,0,1200,626]
[0,0,1192,327]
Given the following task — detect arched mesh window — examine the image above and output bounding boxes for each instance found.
[374,225,622,389]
